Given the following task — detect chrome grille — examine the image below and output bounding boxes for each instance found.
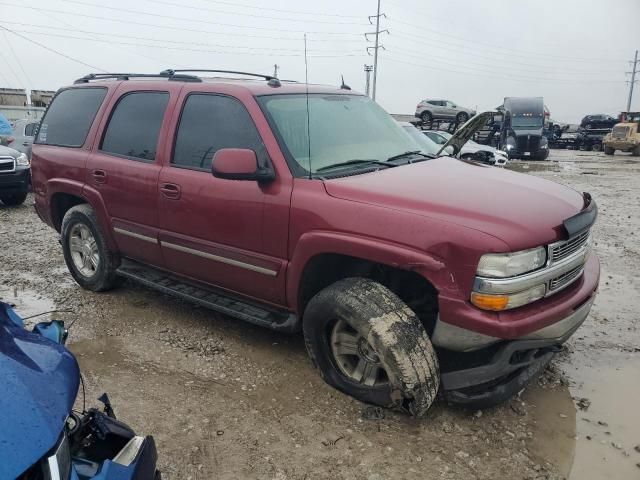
[549,265,583,291]
[549,230,590,264]
[0,156,16,173]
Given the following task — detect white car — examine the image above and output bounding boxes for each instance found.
[423,130,508,167]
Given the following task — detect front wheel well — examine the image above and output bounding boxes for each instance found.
[297,253,439,334]
[51,193,87,232]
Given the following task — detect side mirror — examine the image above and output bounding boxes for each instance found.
[443,145,455,156]
[212,148,275,183]
[33,320,68,345]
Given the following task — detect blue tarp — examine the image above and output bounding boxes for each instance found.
[0,113,13,135]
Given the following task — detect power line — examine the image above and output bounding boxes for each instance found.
[2,30,33,89]
[0,25,106,72]
[1,22,364,54]
[386,47,622,81]
[54,0,366,34]
[3,28,367,59]
[385,17,626,64]
[0,42,23,86]
[382,53,624,85]
[132,0,366,25]
[186,0,362,18]
[0,3,365,42]
[385,37,622,75]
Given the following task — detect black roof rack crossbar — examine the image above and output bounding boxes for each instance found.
[74,73,202,84]
[161,69,274,80]
[160,69,282,87]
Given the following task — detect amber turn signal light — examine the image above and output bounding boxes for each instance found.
[470,292,509,311]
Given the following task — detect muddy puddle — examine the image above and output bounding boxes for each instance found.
[0,284,57,328]
[565,351,640,480]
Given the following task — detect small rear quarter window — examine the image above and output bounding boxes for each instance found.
[36,87,107,147]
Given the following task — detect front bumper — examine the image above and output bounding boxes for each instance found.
[0,166,30,195]
[439,296,592,400]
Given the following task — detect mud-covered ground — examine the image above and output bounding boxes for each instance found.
[1,149,639,480]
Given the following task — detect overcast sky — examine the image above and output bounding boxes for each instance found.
[0,0,638,123]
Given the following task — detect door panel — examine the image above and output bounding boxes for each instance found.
[158,91,291,306]
[86,88,172,268]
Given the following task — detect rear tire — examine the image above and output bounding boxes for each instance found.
[592,143,602,152]
[420,111,432,124]
[633,145,640,156]
[61,204,121,292]
[604,146,615,155]
[456,112,469,123]
[303,277,439,417]
[0,192,27,206]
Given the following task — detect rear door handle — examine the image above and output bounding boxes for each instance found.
[160,182,181,199]
[91,169,107,184]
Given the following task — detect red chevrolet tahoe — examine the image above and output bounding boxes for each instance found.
[31,70,599,416]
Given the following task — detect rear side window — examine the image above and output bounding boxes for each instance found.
[36,88,106,147]
[172,94,265,170]
[101,91,169,161]
[24,123,38,137]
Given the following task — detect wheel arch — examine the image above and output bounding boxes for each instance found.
[288,232,446,333]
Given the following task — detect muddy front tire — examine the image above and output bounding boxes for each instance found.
[604,146,615,155]
[303,277,439,417]
[61,204,121,292]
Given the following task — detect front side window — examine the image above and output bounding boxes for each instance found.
[35,88,106,147]
[101,91,169,161]
[259,94,433,174]
[172,94,266,170]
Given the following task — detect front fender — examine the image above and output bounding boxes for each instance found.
[286,230,454,312]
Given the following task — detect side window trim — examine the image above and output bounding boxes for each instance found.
[170,92,267,173]
[98,90,170,163]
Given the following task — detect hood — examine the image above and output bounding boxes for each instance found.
[437,111,494,156]
[0,144,19,158]
[323,158,585,250]
[0,303,79,479]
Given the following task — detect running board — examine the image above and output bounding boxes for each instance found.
[116,259,299,333]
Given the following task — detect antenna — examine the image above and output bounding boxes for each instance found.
[304,33,312,179]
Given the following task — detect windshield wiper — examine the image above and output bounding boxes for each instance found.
[386,150,435,162]
[316,159,398,172]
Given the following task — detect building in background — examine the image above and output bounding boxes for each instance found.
[0,88,55,123]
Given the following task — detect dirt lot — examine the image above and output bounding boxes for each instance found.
[1,149,639,480]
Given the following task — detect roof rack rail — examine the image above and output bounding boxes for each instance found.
[74,72,202,84]
[160,69,281,87]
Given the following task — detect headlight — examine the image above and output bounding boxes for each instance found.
[16,153,29,166]
[46,431,72,480]
[477,246,547,278]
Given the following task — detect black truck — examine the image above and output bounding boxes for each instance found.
[499,97,550,160]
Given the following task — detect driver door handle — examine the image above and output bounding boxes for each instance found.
[160,182,181,199]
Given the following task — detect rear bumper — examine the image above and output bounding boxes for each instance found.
[0,167,30,195]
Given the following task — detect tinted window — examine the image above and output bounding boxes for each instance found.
[173,94,265,170]
[24,123,37,137]
[101,92,169,161]
[36,88,106,147]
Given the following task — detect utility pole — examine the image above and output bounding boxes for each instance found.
[364,64,373,97]
[625,50,638,112]
[273,64,279,79]
[365,0,388,101]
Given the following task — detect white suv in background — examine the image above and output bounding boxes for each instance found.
[415,99,476,124]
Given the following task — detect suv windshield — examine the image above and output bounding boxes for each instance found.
[259,94,436,174]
